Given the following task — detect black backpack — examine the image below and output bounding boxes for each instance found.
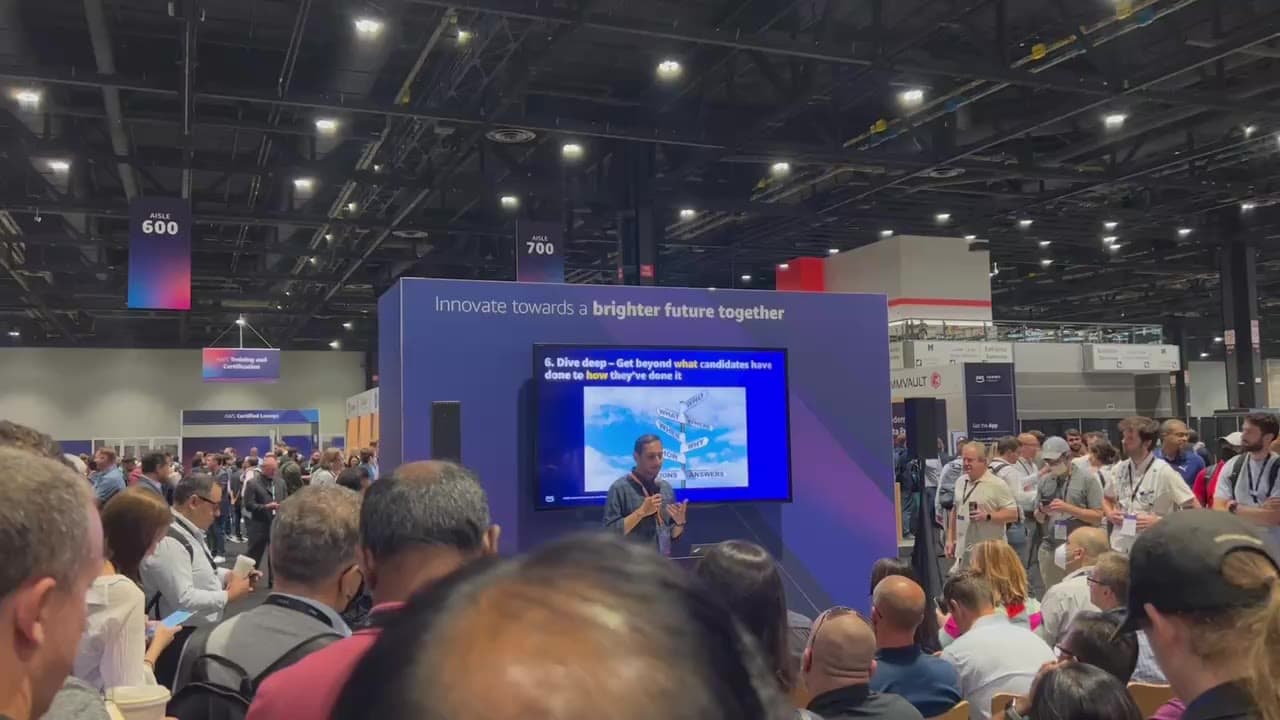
[166,626,339,720]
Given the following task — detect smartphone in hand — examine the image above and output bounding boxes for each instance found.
[161,610,193,628]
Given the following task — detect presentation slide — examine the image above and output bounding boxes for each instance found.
[534,345,791,509]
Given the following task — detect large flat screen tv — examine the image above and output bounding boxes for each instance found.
[534,344,792,509]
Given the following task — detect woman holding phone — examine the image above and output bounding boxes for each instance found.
[73,487,182,691]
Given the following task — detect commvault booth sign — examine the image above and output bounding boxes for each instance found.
[515,219,564,283]
[964,362,1017,440]
[201,348,281,383]
[127,196,192,310]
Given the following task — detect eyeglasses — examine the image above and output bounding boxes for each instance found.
[195,495,219,507]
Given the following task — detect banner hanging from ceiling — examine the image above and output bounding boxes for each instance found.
[127,196,192,310]
[515,219,564,283]
[202,347,281,383]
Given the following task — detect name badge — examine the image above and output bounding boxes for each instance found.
[1054,520,1069,540]
[1119,514,1138,537]
[656,524,672,557]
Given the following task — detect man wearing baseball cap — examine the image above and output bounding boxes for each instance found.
[1212,413,1280,552]
[1194,432,1242,508]
[1031,436,1103,590]
[1117,510,1279,720]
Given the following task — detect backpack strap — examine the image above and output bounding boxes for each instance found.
[147,524,197,619]
[251,632,341,692]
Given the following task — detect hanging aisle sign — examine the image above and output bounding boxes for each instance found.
[202,348,281,383]
[516,219,565,283]
[127,197,192,310]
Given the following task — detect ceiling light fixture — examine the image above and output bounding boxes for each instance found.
[234,316,246,326]
[342,322,354,330]
[1104,221,1119,231]
[827,248,840,255]
[935,212,952,223]
[1108,243,1122,252]
[1242,202,1257,211]
[1214,336,1224,343]
[1018,219,1034,229]
[656,59,683,81]
[770,161,791,176]
[456,29,473,44]
[346,201,358,213]
[880,229,894,238]
[6,330,18,338]
[1200,352,1209,359]
[315,118,339,133]
[1178,227,1193,237]
[328,340,341,350]
[1244,125,1257,138]
[46,159,70,172]
[1103,113,1128,129]
[14,89,40,107]
[309,256,318,265]
[740,274,752,282]
[561,142,584,160]
[1039,240,1051,248]
[1040,258,1053,266]
[964,234,977,241]
[898,88,925,106]
[499,194,520,209]
[777,263,790,271]
[293,177,314,191]
[1103,235,1119,243]
[678,208,697,220]
[353,17,384,35]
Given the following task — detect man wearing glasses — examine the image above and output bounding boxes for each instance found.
[142,473,258,686]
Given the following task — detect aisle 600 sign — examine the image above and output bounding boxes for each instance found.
[516,220,564,283]
[128,197,192,310]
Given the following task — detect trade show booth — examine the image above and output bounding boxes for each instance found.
[377,278,895,612]
[179,408,320,464]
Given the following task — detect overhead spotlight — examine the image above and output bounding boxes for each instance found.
[324,232,334,241]
[234,316,246,326]
[1103,235,1119,244]
[935,212,952,223]
[898,88,925,106]
[879,229,894,238]
[328,340,341,350]
[46,159,70,172]
[315,117,339,133]
[1107,243,1122,252]
[1039,240,1051,248]
[1244,125,1257,138]
[1040,258,1053,266]
[1103,113,1128,129]
[1103,221,1119,231]
[1200,352,1210,359]
[1018,219,1034,229]
[13,89,40,107]
[964,234,977,241]
[678,208,697,221]
[561,142,584,160]
[456,29,473,44]
[342,322,354,330]
[309,256,318,265]
[777,263,790,271]
[346,201,358,213]
[353,17,384,35]
[770,161,791,177]
[1178,227,1193,237]
[827,248,840,255]
[656,59,683,81]
[293,177,315,191]
[1214,336,1224,343]
[7,330,19,338]
[740,274,752,282]
[372,163,383,172]
[1242,202,1257,211]
[499,194,520,209]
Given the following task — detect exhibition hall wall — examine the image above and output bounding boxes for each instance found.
[1013,343,1173,420]
[380,278,896,612]
[0,348,365,439]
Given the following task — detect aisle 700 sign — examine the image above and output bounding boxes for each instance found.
[516,219,564,283]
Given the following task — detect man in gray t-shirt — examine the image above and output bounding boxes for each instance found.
[602,434,688,549]
[1033,437,1104,589]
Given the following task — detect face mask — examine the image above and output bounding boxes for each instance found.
[1054,543,1069,570]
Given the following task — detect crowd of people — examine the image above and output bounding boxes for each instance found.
[0,414,1277,720]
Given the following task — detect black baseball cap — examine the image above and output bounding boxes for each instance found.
[1117,509,1280,635]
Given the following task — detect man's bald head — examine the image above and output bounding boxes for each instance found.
[804,610,876,695]
[871,575,926,633]
[1069,527,1109,563]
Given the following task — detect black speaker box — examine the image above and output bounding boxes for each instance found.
[431,401,462,461]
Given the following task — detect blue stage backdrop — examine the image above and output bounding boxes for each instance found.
[379,278,894,612]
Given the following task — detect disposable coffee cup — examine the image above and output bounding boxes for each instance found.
[232,554,256,578]
[106,686,170,720]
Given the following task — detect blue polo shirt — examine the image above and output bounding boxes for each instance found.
[870,645,962,717]
[1155,447,1205,487]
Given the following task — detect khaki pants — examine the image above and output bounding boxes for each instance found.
[1038,545,1066,591]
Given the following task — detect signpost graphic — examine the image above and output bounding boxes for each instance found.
[653,391,725,488]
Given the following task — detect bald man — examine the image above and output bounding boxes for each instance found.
[870,577,961,717]
[1036,527,1109,643]
[803,608,924,720]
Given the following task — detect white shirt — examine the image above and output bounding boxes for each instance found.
[952,472,1017,570]
[140,509,230,625]
[1214,452,1280,549]
[73,575,158,692]
[1103,454,1195,554]
[942,613,1055,720]
[992,457,1038,517]
[1036,566,1097,644]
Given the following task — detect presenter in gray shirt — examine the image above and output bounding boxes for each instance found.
[602,435,688,552]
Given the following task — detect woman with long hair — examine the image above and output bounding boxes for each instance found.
[1027,662,1142,720]
[694,540,795,695]
[940,539,1041,647]
[868,557,941,654]
[73,487,181,691]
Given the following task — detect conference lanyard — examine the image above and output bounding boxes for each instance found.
[1125,455,1156,505]
[961,477,982,508]
[263,594,336,629]
[1245,456,1276,504]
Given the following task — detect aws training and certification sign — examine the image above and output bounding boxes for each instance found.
[202,348,280,383]
[127,196,192,310]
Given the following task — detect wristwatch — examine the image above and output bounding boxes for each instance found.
[1227,500,1239,514]
[984,512,992,522]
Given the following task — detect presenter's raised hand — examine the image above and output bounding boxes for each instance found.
[637,493,662,518]
[668,500,689,526]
